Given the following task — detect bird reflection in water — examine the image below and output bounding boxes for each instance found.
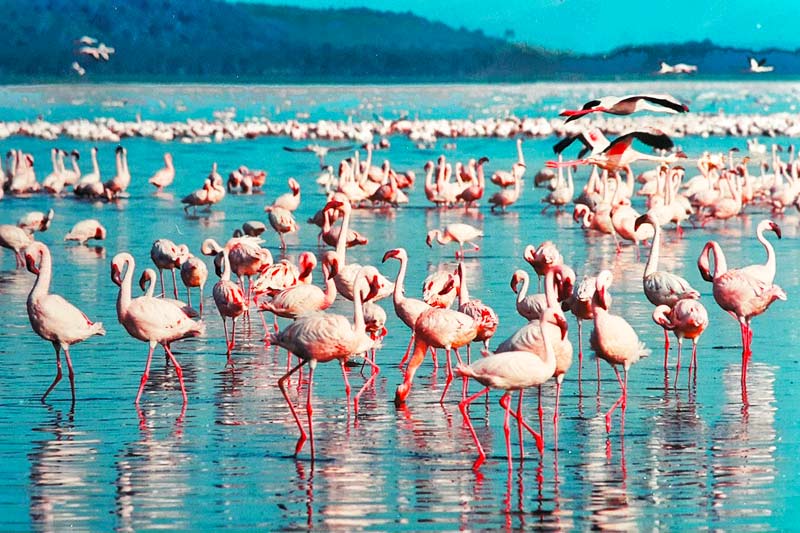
[115,405,189,532]
[29,406,100,533]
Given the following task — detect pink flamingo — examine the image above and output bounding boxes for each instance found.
[652,301,709,386]
[488,172,522,212]
[24,242,105,403]
[697,224,786,403]
[510,269,547,321]
[150,239,189,299]
[568,275,607,384]
[267,178,301,212]
[267,206,299,250]
[560,94,689,122]
[202,235,273,305]
[64,219,107,245]
[382,248,431,369]
[252,252,316,304]
[422,266,459,309]
[426,223,483,259]
[590,271,648,432]
[138,268,198,318]
[455,156,489,209]
[212,249,247,364]
[457,308,566,470]
[270,269,379,458]
[452,262,498,359]
[111,253,205,405]
[179,254,208,313]
[258,251,338,324]
[634,214,700,368]
[0,224,34,267]
[148,153,175,191]
[524,241,563,289]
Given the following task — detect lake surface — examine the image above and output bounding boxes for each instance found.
[1,83,799,531]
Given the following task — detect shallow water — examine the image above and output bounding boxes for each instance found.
[1,84,799,531]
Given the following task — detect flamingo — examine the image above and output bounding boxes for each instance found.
[422,267,459,309]
[212,249,247,363]
[268,178,301,212]
[267,206,299,250]
[524,241,563,289]
[148,153,175,191]
[111,253,205,405]
[426,223,483,259]
[452,262,498,359]
[182,179,212,214]
[64,219,107,245]
[150,239,189,299]
[0,224,34,268]
[748,57,774,73]
[201,235,273,304]
[382,248,431,369]
[23,242,105,403]
[510,269,547,321]
[560,94,689,122]
[18,209,55,233]
[104,146,130,201]
[488,173,522,212]
[457,308,567,470]
[697,224,786,403]
[568,275,606,383]
[270,268,379,458]
[634,214,700,367]
[179,254,208,313]
[138,268,199,318]
[252,251,316,306]
[455,156,488,209]
[590,271,648,432]
[652,301,709,386]
[320,207,368,249]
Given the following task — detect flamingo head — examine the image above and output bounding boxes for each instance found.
[364,275,381,302]
[697,243,715,282]
[94,225,107,240]
[299,252,317,280]
[510,270,525,294]
[110,260,123,286]
[394,382,411,405]
[213,252,224,277]
[768,220,782,239]
[594,270,613,310]
[115,145,123,154]
[542,308,569,340]
[24,248,40,275]
[138,270,151,292]
[382,248,403,263]
[200,238,222,256]
[288,178,300,195]
[175,244,190,266]
[652,305,674,330]
[634,214,654,232]
[322,251,339,279]
[522,244,536,266]
[477,156,489,166]
[425,231,435,248]
[323,198,345,212]
[554,265,576,302]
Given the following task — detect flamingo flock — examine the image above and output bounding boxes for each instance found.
[3,89,793,476]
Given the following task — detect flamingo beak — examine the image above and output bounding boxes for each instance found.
[25,254,39,275]
[425,235,432,247]
[556,313,568,339]
[323,200,344,211]
[327,259,339,279]
[510,274,519,293]
[111,263,122,286]
[138,272,148,292]
[382,249,398,263]
[770,222,782,239]
[439,278,455,295]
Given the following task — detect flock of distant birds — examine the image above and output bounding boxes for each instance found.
[71,35,115,77]
[658,57,775,74]
[0,90,793,469]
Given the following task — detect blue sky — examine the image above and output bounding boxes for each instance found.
[239,0,800,53]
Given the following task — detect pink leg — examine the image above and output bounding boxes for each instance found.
[354,357,380,415]
[398,334,415,369]
[222,318,232,362]
[500,392,513,470]
[554,376,562,444]
[537,387,544,438]
[164,344,187,403]
[663,328,670,369]
[604,366,625,433]
[135,342,156,405]
[230,318,237,351]
[340,360,352,406]
[199,287,204,314]
[159,269,166,297]
[278,360,308,455]
[171,269,179,299]
[577,320,583,376]
[62,345,76,405]
[674,338,682,388]
[508,388,544,454]
[42,343,63,403]
[306,363,316,459]
[516,390,525,459]
[439,348,454,404]
[431,348,438,370]
[459,386,490,470]
[186,287,192,308]
[690,341,698,378]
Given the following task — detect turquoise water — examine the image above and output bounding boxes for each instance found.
[1,84,799,531]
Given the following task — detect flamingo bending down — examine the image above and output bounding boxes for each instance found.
[426,223,483,259]
[24,242,105,403]
[270,269,380,458]
[382,248,431,369]
[0,224,35,267]
[457,308,566,470]
[64,219,107,245]
[590,271,648,433]
[212,249,247,363]
[697,226,786,404]
[18,209,55,233]
[180,255,208,313]
[652,301,709,386]
[634,213,700,367]
[111,253,205,405]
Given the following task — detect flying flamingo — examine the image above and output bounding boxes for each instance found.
[111,253,205,405]
[24,242,105,404]
[652,301,709,386]
[150,239,189,298]
[382,248,431,369]
[457,308,566,470]
[634,214,700,367]
[64,219,107,245]
[148,153,175,191]
[560,94,689,122]
[426,223,483,259]
[590,271,648,433]
[269,269,379,458]
[179,254,208,313]
[212,249,247,364]
[697,222,786,404]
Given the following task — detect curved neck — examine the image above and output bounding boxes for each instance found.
[516,139,525,165]
[392,255,408,305]
[322,263,338,308]
[644,221,661,277]
[91,150,99,175]
[543,269,558,307]
[352,272,367,333]
[144,270,156,297]
[117,257,133,316]
[30,248,52,300]
[540,320,557,367]
[516,272,529,307]
[220,250,233,281]
[701,241,728,279]
[434,230,449,245]
[334,205,351,261]
[477,161,486,188]
[458,269,470,305]
[757,225,776,280]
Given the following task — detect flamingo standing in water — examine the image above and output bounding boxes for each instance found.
[590,271,648,433]
[452,262,498,360]
[426,223,483,259]
[148,153,175,192]
[0,224,35,267]
[267,206,299,250]
[697,221,786,404]
[652,301,709,386]
[111,253,205,405]
[382,248,431,369]
[180,254,208,313]
[457,308,566,470]
[64,219,107,245]
[524,241,563,289]
[138,268,199,318]
[212,249,247,364]
[634,214,700,368]
[510,269,548,321]
[24,242,105,403]
[270,269,379,458]
[150,239,189,298]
